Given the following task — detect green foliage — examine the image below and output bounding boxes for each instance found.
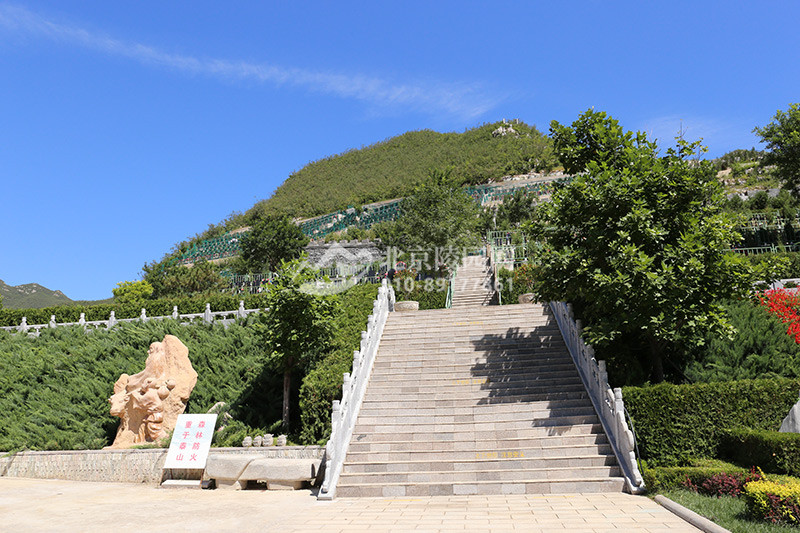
[684,299,800,382]
[498,265,537,305]
[252,121,556,220]
[481,190,539,233]
[240,215,309,272]
[743,478,800,524]
[643,458,750,492]
[716,148,766,170]
[392,278,448,310]
[534,109,751,382]
[623,378,800,466]
[0,319,270,451]
[299,283,380,444]
[142,259,228,299]
[388,170,481,263]
[550,108,656,175]
[0,291,271,328]
[112,280,153,304]
[0,280,381,449]
[755,103,800,193]
[721,429,800,477]
[253,261,336,430]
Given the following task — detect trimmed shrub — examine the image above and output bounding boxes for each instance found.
[643,459,750,492]
[721,428,800,476]
[743,479,800,523]
[623,378,800,466]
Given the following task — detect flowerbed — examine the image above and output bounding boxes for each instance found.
[759,289,800,343]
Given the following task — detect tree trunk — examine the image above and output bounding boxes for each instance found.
[282,369,291,431]
[648,336,665,383]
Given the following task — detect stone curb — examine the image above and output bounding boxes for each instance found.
[654,494,731,533]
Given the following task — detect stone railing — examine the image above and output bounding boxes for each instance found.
[317,279,395,500]
[549,301,646,494]
[0,301,261,336]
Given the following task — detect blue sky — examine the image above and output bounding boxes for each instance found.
[1,1,798,301]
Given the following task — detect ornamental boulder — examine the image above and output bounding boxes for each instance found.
[107,335,198,448]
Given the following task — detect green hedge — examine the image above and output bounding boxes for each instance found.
[721,428,800,476]
[642,459,750,492]
[0,292,271,328]
[623,378,800,466]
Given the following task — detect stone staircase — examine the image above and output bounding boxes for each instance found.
[335,303,625,497]
[450,256,494,307]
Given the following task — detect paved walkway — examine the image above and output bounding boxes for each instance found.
[0,478,699,532]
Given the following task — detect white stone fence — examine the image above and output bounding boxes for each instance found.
[0,301,261,336]
[318,279,395,500]
[549,301,646,494]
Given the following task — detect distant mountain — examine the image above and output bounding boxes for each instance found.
[0,279,74,309]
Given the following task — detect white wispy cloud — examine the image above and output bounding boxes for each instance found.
[0,4,497,119]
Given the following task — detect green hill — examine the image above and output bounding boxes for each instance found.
[250,120,555,220]
[147,120,555,269]
[0,279,73,309]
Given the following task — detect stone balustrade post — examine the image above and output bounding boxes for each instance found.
[203,303,212,324]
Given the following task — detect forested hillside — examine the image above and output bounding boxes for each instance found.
[251,121,555,219]
[0,279,73,309]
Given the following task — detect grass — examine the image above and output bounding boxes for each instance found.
[662,489,798,532]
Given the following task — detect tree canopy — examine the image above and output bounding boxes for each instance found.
[383,170,481,270]
[253,261,336,430]
[754,103,800,193]
[239,215,310,273]
[141,260,228,299]
[533,109,751,382]
[112,280,153,304]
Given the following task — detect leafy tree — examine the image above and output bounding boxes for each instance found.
[240,215,310,273]
[253,261,336,431]
[112,280,153,304]
[142,260,227,299]
[550,109,656,175]
[390,169,481,268]
[533,109,751,382]
[754,103,800,192]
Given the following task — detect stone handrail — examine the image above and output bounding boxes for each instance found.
[1,301,260,336]
[318,278,395,500]
[549,301,645,494]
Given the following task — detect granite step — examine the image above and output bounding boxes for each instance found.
[346,433,610,453]
[343,447,616,468]
[335,477,626,497]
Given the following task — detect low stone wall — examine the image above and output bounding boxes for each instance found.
[0,446,325,484]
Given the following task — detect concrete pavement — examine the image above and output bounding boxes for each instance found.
[0,477,700,532]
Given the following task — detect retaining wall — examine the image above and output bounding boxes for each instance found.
[0,446,325,484]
